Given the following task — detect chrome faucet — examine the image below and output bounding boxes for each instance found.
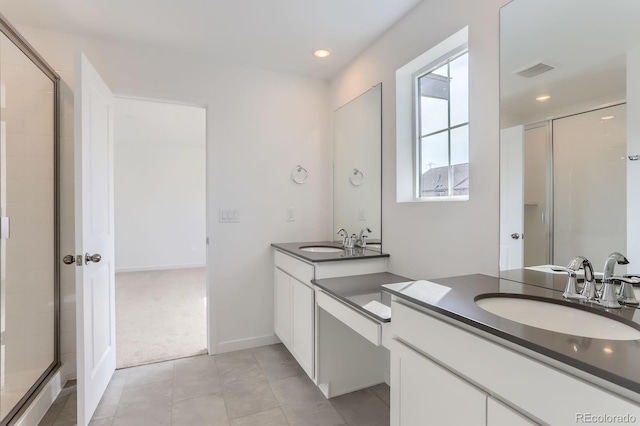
[336,228,352,248]
[355,227,372,248]
[568,256,599,302]
[599,252,627,308]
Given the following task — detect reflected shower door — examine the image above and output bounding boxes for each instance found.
[553,104,627,268]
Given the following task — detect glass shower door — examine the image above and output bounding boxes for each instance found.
[0,30,58,422]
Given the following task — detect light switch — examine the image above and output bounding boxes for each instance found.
[287,207,296,222]
[219,208,240,223]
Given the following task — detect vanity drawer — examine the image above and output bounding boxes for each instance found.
[317,290,381,346]
[275,250,314,284]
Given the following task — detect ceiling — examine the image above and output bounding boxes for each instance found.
[0,0,422,80]
[500,0,640,124]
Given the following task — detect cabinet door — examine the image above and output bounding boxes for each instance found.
[392,341,486,426]
[291,278,315,379]
[487,397,537,426]
[274,268,291,346]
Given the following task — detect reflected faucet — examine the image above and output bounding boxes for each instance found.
[601,252,640,307]
[599,252,627,308]
[355,227,372,248]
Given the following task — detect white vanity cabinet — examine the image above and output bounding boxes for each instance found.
[392,340,486,426]
[273,248,389,385]
[274,252,315,379]
[390,299,640,426]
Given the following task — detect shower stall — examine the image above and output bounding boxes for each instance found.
[0,14,60,425]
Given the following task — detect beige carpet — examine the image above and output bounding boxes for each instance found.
[115,268,207,368]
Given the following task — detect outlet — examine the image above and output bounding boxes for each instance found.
[358,208,367,221]
[287,207,296,222]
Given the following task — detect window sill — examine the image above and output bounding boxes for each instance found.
[401,195,469,203]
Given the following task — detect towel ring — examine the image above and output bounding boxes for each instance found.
[349,168,364,186]
[291,165,308,184]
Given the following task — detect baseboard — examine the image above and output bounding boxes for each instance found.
[14,368,62,426]
[115,263,206,273]
[215,334,280,354]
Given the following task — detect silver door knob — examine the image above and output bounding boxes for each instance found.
[510,233,520,240]
[85,253,102,264]
[63,255,76,265]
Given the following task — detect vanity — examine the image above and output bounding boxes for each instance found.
[386,273,640,426]
[272,241,414,398]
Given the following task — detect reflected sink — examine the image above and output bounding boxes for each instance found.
[299,246,344,253]
[476,296,640,340]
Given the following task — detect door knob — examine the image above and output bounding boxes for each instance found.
[510,233,520,240]
[85,253,102,264]
[63,254,82,266]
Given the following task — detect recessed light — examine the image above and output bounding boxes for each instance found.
[601,115,615,120]
[535,95,551,102]
[313,49,331,59]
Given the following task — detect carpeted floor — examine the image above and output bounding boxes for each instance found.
[115,267,207,368]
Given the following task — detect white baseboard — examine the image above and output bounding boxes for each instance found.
[215,334,280,354]
[115,263,206,273]
[14,368,62,426]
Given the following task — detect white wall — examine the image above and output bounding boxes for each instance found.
[12,25,331,379]
[114,98,206,272]
[329,0,508,280]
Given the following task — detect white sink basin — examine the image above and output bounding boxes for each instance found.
[476,296,640,340]
[299,246,343,253]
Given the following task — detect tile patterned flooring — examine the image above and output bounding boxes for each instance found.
[38,344,390,426]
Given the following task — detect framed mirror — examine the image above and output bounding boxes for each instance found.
[333,84,382,249]
[499,0,640,276]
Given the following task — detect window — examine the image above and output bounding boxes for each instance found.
[395,27,468,203]
[414,49,468,199]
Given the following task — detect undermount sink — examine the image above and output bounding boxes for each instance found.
[299,246,344,253]
[476,295,640,340]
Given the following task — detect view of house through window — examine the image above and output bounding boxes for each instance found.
[416,51,469,198]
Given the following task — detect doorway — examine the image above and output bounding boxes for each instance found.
[113,97,207,368]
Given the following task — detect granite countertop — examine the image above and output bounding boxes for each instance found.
[383,273,640,396]
[271,241,389,263]
[312,272,413,322]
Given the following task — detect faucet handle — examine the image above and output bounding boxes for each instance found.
[613,276,640,306]
[552,267,583,299]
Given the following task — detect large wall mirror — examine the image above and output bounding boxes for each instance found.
[499,0,640,276]
[333,84,382,249]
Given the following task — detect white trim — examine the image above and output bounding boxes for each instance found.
[215,334,281,354]
[396,26,469,203]
[14,369,63,426]
[114,263,206,273]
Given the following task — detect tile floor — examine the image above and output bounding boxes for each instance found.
[38,344,390,426]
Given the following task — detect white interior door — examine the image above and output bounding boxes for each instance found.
[74,52,116,426]
[500,125,524,270]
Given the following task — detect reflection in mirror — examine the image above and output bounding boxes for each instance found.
[499,0,640,275]
[333,84,382,249]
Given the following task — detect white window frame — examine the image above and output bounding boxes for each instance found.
[396,27,469,203]
[413,46,468,200]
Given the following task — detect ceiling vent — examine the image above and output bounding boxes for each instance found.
[515,62,555,78]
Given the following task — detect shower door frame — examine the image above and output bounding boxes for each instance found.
[0,12,61,426]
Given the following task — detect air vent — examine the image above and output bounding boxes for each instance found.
[515,62,555,78]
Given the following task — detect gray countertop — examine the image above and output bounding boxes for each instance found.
[312,272,414,322]
[382,273,640,396]
[271,241,390,263]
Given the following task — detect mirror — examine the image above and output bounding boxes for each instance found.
[499,0,640,275]
[333,84,382,248]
